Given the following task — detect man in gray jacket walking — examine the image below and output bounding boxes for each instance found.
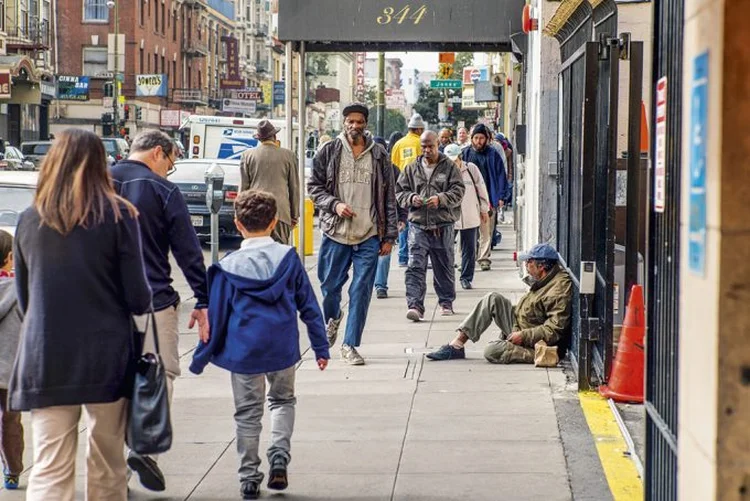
[396,131,465,320]
[240,120,299,244]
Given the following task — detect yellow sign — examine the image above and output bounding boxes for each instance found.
[261,81,272,106]
[438,63,454,79]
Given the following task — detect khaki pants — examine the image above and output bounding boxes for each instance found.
[458,292,534,364]
[27,399,128,501]
[477,208,494,267]
[136,304,180,405]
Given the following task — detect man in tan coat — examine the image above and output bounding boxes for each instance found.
[240,120,299,244]
[426,243,572,364]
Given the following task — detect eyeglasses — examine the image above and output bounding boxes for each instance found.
[164,153,176,176]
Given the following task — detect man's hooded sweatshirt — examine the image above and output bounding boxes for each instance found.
[190,237,330,375]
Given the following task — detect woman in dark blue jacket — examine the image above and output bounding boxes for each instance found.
[10,129,152,501]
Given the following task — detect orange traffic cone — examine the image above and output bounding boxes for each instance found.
[599,285,645,403]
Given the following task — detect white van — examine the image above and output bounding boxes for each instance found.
[181,116,299,160]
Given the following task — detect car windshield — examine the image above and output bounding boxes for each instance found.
[0,186,35,227]
[21,143,51,155]
[169,162,241,185]
[102,141,117,153]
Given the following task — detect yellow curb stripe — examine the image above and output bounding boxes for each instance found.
[579,391,644,501]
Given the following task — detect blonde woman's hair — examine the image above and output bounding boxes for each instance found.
[34,129,137,235]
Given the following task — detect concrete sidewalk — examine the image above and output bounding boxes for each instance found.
[0,226,606,500]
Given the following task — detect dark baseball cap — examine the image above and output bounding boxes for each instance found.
[519,243,559,262]
[343,102,369,121]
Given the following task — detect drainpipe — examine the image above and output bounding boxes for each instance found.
[52,0,60,122]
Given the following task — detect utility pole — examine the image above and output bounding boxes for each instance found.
[107,0,119,137]
[377,52,385,137]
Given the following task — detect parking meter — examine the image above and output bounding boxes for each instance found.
[205,163,225,264]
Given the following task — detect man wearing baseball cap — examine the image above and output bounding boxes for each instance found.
[425,243,572,364]
[308,102,398,365]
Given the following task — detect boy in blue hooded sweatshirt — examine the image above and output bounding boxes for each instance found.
[190,190,330,500]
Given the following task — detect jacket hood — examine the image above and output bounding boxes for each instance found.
[213,242,297,304]
[338,131,376,155]
[0,279,18,323]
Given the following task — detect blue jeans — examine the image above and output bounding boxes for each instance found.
[457,227,479,283]
[375,253,391,292]
[318,235,380,347]
[398,223,409,265]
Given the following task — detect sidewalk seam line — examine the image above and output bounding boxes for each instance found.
[184,438,236,500]
[389,354,424,501]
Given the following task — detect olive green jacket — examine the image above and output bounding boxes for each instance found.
[514,266,573,347]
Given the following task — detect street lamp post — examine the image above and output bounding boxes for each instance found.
[107,0,119,136]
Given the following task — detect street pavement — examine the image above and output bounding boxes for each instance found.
[0,222,599,501]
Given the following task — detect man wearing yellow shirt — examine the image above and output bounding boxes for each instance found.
[390,113,425,266]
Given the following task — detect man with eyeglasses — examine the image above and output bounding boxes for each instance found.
[111,129,209,493]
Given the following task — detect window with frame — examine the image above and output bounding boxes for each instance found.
[0,1,5,32]
[139,47,144,72]
[161,0,165,33]
[82,47,107,76]
[139,0,144,24]
[83,0,107,21]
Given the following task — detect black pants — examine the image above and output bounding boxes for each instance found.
[456,227,479,283]
[405,225,455,313]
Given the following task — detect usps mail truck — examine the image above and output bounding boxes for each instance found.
[182,116,299,160]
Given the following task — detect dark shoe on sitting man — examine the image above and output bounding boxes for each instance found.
[426,344,466,361]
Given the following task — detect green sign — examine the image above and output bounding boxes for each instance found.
[430,80,462,89]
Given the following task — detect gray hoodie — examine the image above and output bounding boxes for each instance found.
[0,279,22,389]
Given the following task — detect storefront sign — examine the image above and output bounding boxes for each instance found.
[58,76,90,101]
[0,71,10,99]
[160,109,190,128]
[355,52,366,100]
[136,74,168,97]
[220,36,244,89]
[688,52,708,277]
[273,81,285,106]
[654,77,667,213]
[40,80,56,99]
[261,81,272,106]
[232,88,262,101]
[222,98,256,114]
[462,66,489,85]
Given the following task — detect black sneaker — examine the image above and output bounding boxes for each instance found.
[376,289,388,299]
[241,480,261,500]
[127,452,166,492]
[426,344,466,361]
[460,279,473,290]
[267,456,289,491]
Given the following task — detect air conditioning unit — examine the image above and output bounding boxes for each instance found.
[491,73,506,89]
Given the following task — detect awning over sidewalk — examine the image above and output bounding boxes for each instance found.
[278,0,526,52]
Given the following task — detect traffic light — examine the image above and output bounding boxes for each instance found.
[101,113,113,124]
[123,104,130,120]
[135,106,143,121]
[103,82,114,97]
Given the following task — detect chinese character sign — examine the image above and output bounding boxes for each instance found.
[221,36,244,89]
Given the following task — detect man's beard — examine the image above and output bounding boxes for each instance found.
[347,130,363,142]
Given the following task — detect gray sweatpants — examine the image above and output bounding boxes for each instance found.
[405,224,456,313]
[458,292,534,364]
[231,366,296,484]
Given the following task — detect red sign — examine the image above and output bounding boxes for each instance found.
[654,77,667,213]
[221,36,245,90]
[0,71,10,99]
[355,52,366,100]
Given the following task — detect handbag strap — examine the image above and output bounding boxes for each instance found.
[143,309,161,356]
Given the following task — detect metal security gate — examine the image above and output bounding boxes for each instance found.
[551,0,643,389]
[645,0,683,498]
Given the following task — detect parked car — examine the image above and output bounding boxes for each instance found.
[167,159,240,240]
[20,141,53,168]
[0,171,38,235]
[101,137,130,164]
[0,146,35,171]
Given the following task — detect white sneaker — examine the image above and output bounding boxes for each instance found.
[340,345,365,365]
[326,315,342,347]
[406,309,423,322]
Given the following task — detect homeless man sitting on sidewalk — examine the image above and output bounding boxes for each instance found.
[190,190,330,501]
[426,243,573,364]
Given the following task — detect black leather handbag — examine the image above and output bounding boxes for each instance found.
[126,312,173,455]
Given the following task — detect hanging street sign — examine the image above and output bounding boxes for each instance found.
[430,79,462,89]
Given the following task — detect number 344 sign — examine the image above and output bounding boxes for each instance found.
[278,0,521,45]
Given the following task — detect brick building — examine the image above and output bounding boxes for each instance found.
[51,0,235,137]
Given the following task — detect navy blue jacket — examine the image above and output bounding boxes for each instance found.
[462,146,508,208]
[111,160,208,310]
[190,237,329,375]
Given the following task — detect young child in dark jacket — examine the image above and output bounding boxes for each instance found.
[190,190,329,501]
[0,230,23,490]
